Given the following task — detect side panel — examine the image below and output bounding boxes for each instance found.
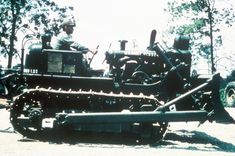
[25,74,114,92]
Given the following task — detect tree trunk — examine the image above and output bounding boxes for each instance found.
[8,0,17,68]
[208,1,216,74]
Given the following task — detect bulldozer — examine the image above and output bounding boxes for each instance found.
[0,29,233,143]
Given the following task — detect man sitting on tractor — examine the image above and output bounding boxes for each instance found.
[53,18,90,53]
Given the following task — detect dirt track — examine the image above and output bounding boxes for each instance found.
[0,108,235,156]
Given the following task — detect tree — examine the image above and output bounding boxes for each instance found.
[0,0,74,68]
[164,0,235,74]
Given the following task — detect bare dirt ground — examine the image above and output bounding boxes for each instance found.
[0,108,235,156]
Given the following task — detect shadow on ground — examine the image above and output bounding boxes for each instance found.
[158,130,235,152]
[18,130,142,145]
[10,128,235,153]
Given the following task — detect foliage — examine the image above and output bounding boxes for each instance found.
[164,0,235,61]
[0,0,74,68]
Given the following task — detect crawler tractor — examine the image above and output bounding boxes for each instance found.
[0,30,233,143]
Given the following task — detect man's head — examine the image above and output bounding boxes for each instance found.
[61,18,75,34]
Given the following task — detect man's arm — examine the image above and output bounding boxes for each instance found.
[71,42,90,53]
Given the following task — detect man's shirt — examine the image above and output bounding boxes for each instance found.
[53,32,89,52]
